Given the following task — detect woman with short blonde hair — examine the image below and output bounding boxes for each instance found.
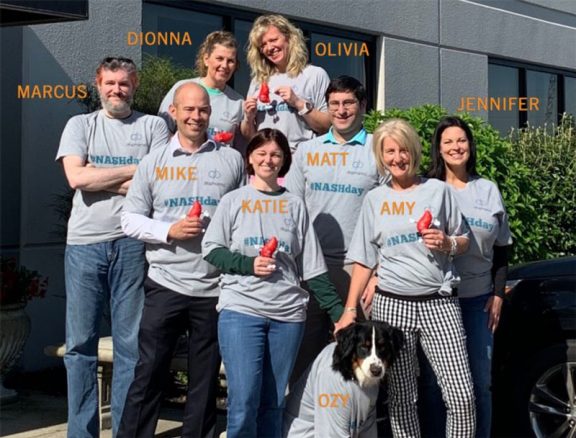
[241,14,330,152]
[340,118,477,437]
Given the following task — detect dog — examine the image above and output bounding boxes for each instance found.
[284,321,404,437]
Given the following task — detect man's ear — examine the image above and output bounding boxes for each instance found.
[169,103,177,121]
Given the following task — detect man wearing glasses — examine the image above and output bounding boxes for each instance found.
[286,76,383,382]
[56,57,170,437]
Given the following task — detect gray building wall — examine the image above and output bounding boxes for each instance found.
[1,0,142,371]
[1,0,575,371]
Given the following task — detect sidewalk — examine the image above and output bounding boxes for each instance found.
[0,389,225,437]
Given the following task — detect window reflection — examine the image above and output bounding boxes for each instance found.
[527,70,557,130]
[310,33,368,86]
[142,3,223,69]
[488,64,519,136]
[564,77,576,119]
[232,20,252,97]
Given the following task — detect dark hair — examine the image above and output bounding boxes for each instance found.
[96,56,138,87]
[332,321,404,382]
[427,116,478,180]
[245,129,292,177]
[325,75,367,104]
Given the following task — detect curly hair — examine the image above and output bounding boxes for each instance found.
[195,31,239,78]
[247,14,308,83]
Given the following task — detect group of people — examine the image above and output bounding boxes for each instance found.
[56,11,511,438]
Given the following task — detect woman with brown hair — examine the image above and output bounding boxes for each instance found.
[159,31,244,150]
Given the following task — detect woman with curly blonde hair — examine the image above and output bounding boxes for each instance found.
[241,14,330,152]
[158,31,244,150]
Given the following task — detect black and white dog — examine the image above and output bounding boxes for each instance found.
[284,321,404,437]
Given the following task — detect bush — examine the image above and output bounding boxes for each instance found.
[509,115,576,259]
[133,54,195,114]
[363,105,572,264]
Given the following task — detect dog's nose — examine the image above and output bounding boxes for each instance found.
[369,363,383,376]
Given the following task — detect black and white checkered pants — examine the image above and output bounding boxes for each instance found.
[373,292,476,437]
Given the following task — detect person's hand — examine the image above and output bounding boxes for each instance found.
[274,86,301,109]
[107,179,132,195]
[253,255,276,277]
[420,228,448,252]
[244,97,258,120]
[486,295,503,333]
[360,276,378,318]
[168,217,203,241]
[334,310,356,335]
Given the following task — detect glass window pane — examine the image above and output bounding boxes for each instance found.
[142,3,223,69]
[488,64,519,136]
[527,70,557,129]
[232,19,252,98]
[310,33,368,85]
[564,77,576,119]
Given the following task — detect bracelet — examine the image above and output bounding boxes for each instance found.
[344,307,357,313]
[449,236,457,256]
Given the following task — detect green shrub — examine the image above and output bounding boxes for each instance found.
[133,54,195,114]
[363,105,556,264]
[508,115,576,259]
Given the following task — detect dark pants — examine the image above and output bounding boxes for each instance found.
[118,277,220,438]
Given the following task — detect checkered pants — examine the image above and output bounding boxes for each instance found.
[373,292,476,437]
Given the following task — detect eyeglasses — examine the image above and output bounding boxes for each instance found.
[328,99,359,111]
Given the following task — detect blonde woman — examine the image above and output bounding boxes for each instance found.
[241,14,330,152]
[340,119,476,437]
[159,31,244,150]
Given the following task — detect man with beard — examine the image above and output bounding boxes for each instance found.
[56,56,169,438]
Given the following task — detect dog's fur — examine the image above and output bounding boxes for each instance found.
[283,321,404,437]
[332,321,404,387]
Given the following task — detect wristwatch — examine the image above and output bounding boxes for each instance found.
[298,100,313,116]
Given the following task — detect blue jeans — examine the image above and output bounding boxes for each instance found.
[419,293,492,438]
[218,310,305,438]
[64,237,145,438]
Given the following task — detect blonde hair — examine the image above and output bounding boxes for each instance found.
[247,14,308,83]
[195,31,239,78]
[372,119,422,177]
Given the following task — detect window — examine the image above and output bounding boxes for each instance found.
[488,60,576,134]
[488,64,519,136]
[526,70,557,128]
[564,76,576,119]
[143,1,376,106]
[142,3,223,70]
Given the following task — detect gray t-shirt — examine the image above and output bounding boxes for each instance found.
[450,177,512,298]
[123,135,244,297]
[284,343,378,438]
[247,65,330,152]
[285,128,382,266]
[347,178,468,296]
[202,185,327,322]
[158,77,244,148]
[56,110,170,245]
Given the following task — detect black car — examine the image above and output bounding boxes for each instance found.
[493,256,576,437]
